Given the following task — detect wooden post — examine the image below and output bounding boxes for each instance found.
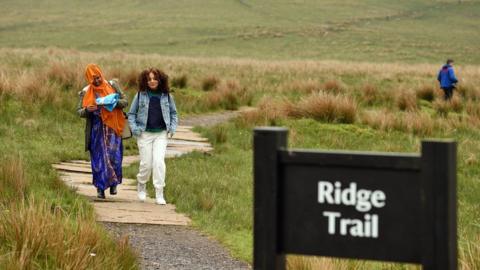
[253,127,288,270]
[421,140,457,270]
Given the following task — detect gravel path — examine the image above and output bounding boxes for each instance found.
[104,223,250,270]
[101,110,252,270]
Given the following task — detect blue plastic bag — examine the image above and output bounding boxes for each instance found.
[96,93,119,112]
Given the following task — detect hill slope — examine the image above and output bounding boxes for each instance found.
[1,0,479,63]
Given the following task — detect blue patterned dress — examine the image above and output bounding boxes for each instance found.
[89,110,123,190]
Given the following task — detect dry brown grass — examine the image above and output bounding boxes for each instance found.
[46,61,84,90]
[323,79,346,94]
[236,92,357,126]
[0,70,11,98]
[466,100,480,120]
[433,98,450,117]
[286,256,422,270]
[403,111,435,136]
[281,79,322,94]
[450,94,464,112]
[456,82,480,101]
[433,94,463,117]
[287,255,348,270]
[0,156,27,204]
[171,74,188,89]
[361,110,435,136]
[122,69,139,89]
[0,199,137,270]
[360,83,379,105]
[416,84,436,101]
[297,92,357,123]
[0,69,62,105]
[395,89,418,111]
[107,67,138,89]
[460,233,480,270]
[201,75,220,91]
[235,98,293,127]
[205,80,253,110]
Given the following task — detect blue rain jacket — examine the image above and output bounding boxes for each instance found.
[437,65,458,89]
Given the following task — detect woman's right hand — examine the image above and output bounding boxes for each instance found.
[86,105,98,112]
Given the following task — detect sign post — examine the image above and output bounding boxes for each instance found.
[253,127,457,270]
[254,127,288,270]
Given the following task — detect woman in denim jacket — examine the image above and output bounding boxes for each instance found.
[128,68,178,205]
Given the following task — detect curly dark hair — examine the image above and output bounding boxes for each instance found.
[137,68,170,93]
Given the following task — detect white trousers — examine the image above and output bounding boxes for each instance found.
[136,131,168,190]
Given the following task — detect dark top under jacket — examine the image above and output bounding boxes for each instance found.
[146,91,166,132]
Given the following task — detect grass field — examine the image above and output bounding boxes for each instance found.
[1,0,479,63]
[1,48,479,268]
[1,0,479,268]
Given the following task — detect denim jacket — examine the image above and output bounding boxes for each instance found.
[127,91,178,137]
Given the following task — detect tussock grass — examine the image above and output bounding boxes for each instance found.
[281,79,322,94]
[201,75,220,91]
[0,70,10,98]
[466,101,480,119]
[361,110,434,136]
[205,80,253,110]
[47,61,83,90]
[0,156,27,204]
[298,92,357,123]
[456,82,480,100]
[416,84,436,101]
[237,92,358,126]
[107,68,138,89]
[433,94,464,116]
[360,83,379,105]
[171,74,188,89]
[235,98,295,127]
[323,79,346,94]
[450,94,464,112]
[395,89,418,111]
[0,200,137,270]
[433,98,450,117]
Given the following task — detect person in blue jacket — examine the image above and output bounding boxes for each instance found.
[437,59,458,100]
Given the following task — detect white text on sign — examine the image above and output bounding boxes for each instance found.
[318,181,386,238]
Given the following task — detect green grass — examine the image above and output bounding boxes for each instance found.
[0,94,139,268]
[1,47,480,269]
[162,117,480,268]
[1,0,479,63]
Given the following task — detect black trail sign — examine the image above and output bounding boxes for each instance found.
[253,127,456,270]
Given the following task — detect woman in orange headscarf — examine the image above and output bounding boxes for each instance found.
[77,64,128,199]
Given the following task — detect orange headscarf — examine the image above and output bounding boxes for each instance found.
[82,64,125,136]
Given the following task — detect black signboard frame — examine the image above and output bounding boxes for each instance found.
[253,127,456,270]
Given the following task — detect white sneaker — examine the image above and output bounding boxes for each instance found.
[155,188,166,205]
[137,183,146,202]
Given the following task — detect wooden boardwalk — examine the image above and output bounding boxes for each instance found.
[53,125,212,226]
